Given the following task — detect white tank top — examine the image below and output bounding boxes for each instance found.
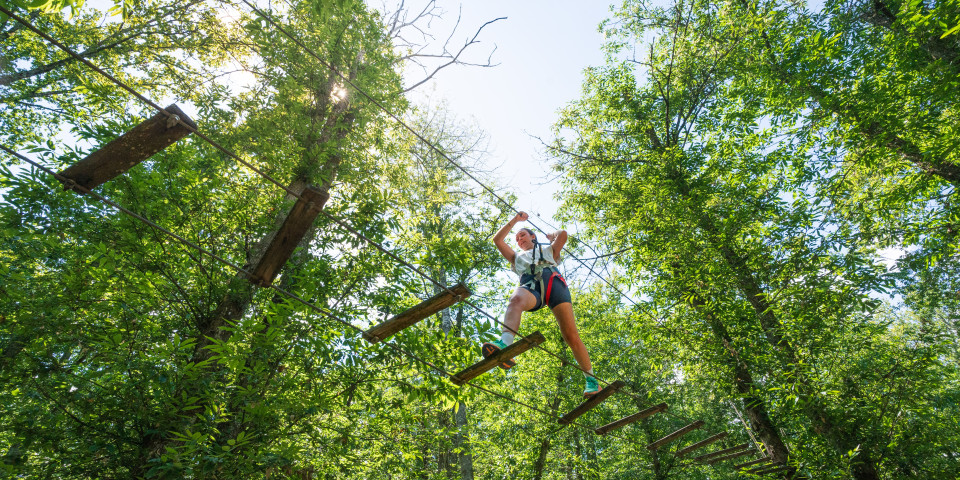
[511,244,558,277]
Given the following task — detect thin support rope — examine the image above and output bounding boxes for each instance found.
[236,0,703,427]
[4,2,710,435]
[1,145,626,442]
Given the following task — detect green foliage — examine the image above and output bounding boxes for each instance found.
[548,0,960,477]
[3,0,959,477]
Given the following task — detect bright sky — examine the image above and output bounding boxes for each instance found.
[52,0,613,233]
[401,1,615,228]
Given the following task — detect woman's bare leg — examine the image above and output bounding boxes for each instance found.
[551,302,592,373]
[503,287,538,336]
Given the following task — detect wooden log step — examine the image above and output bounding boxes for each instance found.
[676,432,729,457]
[692,443,750,462]
[449,331,546,386]
[249,187,329,287]
[364,283,471,344]
[706,447,757,465]
[59,104,197,192]
[759,466,790,476]
[734,456,771,470]
[750,463,787,475]
[645,420,705,450]
[558,380,625,426]
[594,402,667,435]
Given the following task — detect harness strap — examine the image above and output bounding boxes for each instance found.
[522,242,561,309]
[543,270,567,307]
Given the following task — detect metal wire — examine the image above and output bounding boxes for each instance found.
[233,0,710,428]
[0,3,619,431]
[2,1,732,450]
[0,145,629,444]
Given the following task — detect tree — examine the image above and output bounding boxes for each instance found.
[550,0,960,477]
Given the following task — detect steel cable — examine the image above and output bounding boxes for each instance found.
[1,2,743,449]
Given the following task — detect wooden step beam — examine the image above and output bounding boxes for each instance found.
[645,420,705,450]
[59,104,197,192]
[706,447,757,465]
[249,187,329,287]
[364,283,471,343]
[594,402,667,435]
[676,432,729,457]
[692,443,750,462]
[759,466,790,476]
[734,456,771,470]
[750,463,787,475]
[558,380,625,426]
[449,331,546,386]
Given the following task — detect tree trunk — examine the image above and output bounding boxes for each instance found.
[571,431,584,480]
[657,159,881,479]
[141,60,360,468]
[434,268,453,336]
[533,437,552,480]
[454,402,475,480]
[682,285,793,467]
[705,234,881,480]
[533,351,568,480]
[438,408,454,477]
[639,417,667,480]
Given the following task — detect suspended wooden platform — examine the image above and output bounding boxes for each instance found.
[705,447,756,465]
[363,283,471,344]
[645,420,705,450]
[449,331,545,386]
[249,187,329,286]
[59,104,196,192]
[676,432,729,457]
[692,443,750,463]
[594,402,667,435]
[558,380,625,426]
[734,456,772,470]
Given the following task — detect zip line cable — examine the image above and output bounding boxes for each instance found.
[1,2,714,440]
[0,5,301,201]
[0,0,600,408]
[236,0,714,428]
[248,0,649,315]
[2,4,747,452]
[0,1,589,417]
[0,144,629,445]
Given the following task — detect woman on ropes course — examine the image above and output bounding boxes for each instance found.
[482,211,601,397]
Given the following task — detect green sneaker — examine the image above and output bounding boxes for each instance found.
[583,375,601,397]
[481,340,516,370]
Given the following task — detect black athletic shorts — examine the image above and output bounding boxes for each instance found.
[519,267,572,312]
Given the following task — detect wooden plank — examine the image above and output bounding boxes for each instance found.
[558,380,625,426]
[734,456,772,470]
[59,104,197,192]
[249,187,329,287]
[363,283,471,343]
[692,443,750,462]
[645,420,705,450]
[760,466,790,476]
[706,447,757,465]
[676,432,728,457]
[750,463,787,475]
[449,331,546,386]
[594,402,668,435]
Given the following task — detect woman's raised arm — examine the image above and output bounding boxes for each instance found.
[546,230,568,259]
[493,211,528,263]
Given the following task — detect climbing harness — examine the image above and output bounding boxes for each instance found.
[520,242,569,311]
